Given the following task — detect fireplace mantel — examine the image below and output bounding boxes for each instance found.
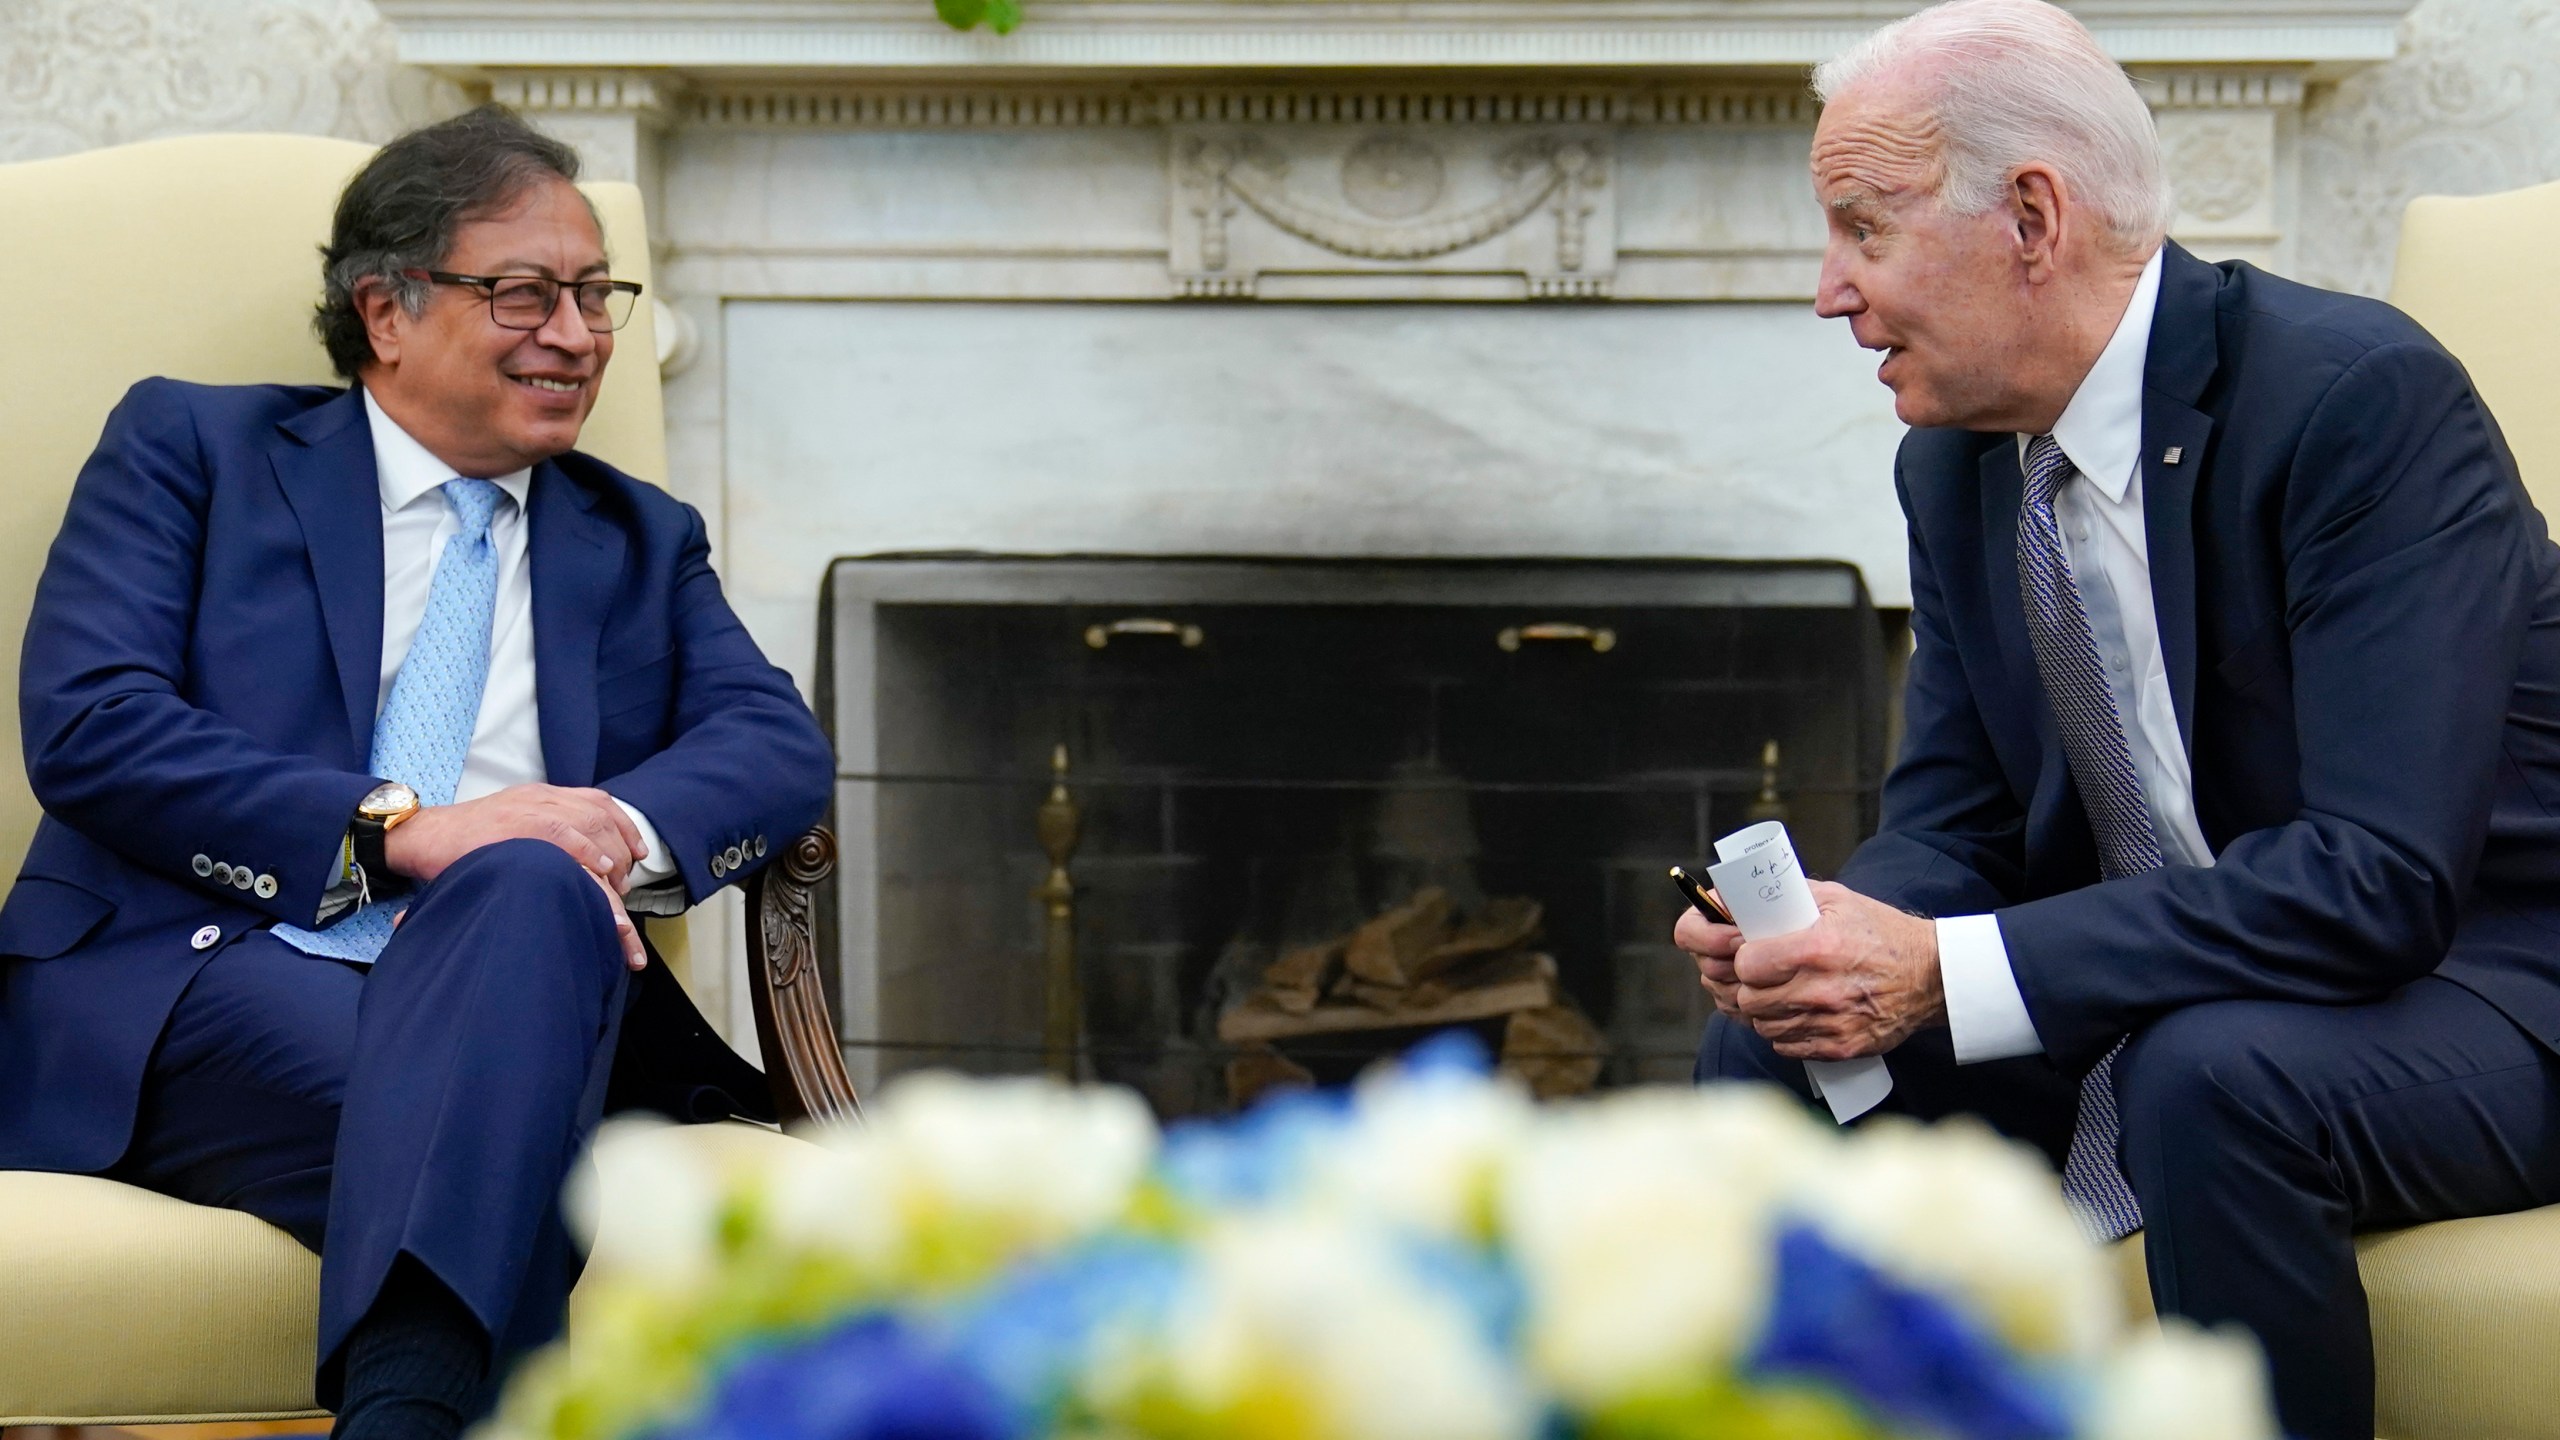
[381,1,2415,76]
[367,0,2422,1049]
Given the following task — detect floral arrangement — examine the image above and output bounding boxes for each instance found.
[488,1038,2279,1440]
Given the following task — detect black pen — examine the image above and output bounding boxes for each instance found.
[1668,865,1737,927]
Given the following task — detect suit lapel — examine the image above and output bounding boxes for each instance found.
[2140,242,2226,756]
[272,389,385,757]
[528,460,622,787]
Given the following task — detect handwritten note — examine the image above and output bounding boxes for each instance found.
[1705,821,1893,1124]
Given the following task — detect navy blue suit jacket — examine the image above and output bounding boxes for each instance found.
[0,380,835,1172]
[1838,242,2560,1074]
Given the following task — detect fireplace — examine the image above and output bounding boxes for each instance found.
[822,554,1892,1113]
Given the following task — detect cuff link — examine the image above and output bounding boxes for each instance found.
[190,924,222,951]
[191,853,213,877]
[253,873,278,900]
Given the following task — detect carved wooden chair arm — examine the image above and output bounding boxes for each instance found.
[744,825,863,1126]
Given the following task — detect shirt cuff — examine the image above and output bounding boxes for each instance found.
[1936,913,2045,1063]
[615,799,678,892]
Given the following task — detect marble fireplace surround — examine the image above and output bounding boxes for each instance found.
[378,0,2418,1060]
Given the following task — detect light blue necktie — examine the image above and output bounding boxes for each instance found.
[277,478,507,964]
[2018,434,2160,1242]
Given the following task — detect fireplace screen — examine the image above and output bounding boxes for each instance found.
[821,556,1890,1117]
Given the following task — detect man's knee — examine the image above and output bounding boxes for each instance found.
[403,839,620,974]
[2114,1001,2316,1154]
[432,838,608,912]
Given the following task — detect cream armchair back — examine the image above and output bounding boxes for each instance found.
[0,130,671,955]
[2389,179,2560,513]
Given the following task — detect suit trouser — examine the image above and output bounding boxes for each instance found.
[1697,977,2560,1440]
[106,839,631,1410]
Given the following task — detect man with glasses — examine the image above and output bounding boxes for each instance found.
[0,106,831,1439]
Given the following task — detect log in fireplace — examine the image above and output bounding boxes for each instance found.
[822,555,1892,1115]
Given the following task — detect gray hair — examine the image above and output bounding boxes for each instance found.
[1813,0,2173,252]
[314,104,590,379]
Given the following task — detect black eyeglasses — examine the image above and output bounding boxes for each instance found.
[411,270,645,333]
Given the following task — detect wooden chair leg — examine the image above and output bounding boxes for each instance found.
[745,826,862,1126]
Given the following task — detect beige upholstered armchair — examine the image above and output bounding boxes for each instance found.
[0,134,855,1425]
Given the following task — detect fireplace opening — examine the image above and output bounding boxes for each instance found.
[822,556,1892,1116]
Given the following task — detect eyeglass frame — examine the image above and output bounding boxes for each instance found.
[404,269,647,333]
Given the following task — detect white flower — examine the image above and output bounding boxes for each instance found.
[759,1133,904,1271]
[1309,1061,1535,1239]
[2084,1319,2279,1440]
[1498,1085,1833,1404]
[564,1116,723,1288]
[1156,1212,1535,1440]
[1791,1117,2119,1361]
[865,1071,1158,1247]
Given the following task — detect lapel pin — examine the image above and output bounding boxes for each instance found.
[2163,446,2185,465]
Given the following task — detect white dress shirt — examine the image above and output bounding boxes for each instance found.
[1936,249,2217,1062]
[362,390,675,893]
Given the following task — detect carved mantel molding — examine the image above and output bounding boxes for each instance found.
[380,1,2417,76]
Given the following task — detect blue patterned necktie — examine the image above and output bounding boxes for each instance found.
[276,478,507,964]
[2018,434,2159,1242]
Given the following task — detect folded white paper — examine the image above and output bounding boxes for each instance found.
[1706,820,1893,1123]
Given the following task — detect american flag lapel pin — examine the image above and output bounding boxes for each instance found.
[2163,445,2185,465]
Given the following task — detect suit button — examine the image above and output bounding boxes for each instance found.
[709,854,729,878]
[211,862,234,886]
[231,867,254,891]
[190,925,221,951]
[253,873,278,900]
[753,835,768,859]
[723,844,744,871]
[192,853,213,877]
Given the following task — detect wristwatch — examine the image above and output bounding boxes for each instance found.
[350,781,420,897]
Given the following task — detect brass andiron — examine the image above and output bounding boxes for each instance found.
[1035,743,1084,1081]
[1746,739,1790,824]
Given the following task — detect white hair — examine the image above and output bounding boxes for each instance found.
[1813,0,2173,252]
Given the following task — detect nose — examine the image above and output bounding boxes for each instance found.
[1814,243,1864,321]
[531,284,599,359]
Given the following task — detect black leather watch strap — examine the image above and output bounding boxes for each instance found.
[349,815,413,902]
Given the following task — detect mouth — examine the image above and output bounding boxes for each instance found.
[1876,346,1903,382]
[510,374,586,397]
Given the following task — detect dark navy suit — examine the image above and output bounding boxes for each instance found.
[0,379,834,1398]
[1700,242,2560,1438]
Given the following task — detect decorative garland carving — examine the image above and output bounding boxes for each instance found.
[1183,132,1604,265]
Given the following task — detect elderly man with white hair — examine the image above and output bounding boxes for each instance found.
[1674,2,2560,1434]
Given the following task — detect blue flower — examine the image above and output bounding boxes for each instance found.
[661,1312,1018,1440]
[1158,1085,1350,1209]
[1400,1029,1496,1078]
[948,1237,1188,1421]
[1748,1223,2074,1440]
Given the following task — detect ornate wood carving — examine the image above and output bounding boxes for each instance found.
[747,825,863,1125]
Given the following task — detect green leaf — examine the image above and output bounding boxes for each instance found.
[934,0,988,31]
[984,0,1024,34]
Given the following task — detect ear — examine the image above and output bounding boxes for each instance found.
[2009,163,2067,281]
[352,275,406,370]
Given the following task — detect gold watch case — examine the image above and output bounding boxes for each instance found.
[357,781,421,829]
